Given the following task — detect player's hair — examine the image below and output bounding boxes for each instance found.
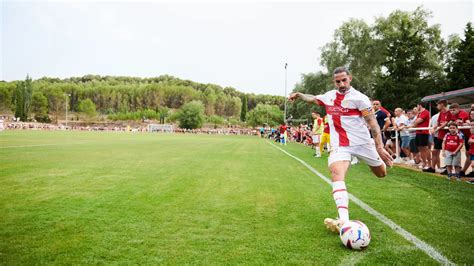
[333,66,350,76]
[417,102,428,108]
[395,108,403,113]
[447,121,458,128]
[437,99,448,106]
[449,102,460,109]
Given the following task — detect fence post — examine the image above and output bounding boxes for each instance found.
[394,129,402,164]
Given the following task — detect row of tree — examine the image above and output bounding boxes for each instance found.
[0,74,285,127]
[289,7,473,121]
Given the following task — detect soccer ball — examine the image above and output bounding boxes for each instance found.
[339,220,371,250]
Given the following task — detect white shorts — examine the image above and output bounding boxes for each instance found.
[328,142,384,167]
[312,134,321,143]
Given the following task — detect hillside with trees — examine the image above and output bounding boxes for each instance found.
[0,75,285,128]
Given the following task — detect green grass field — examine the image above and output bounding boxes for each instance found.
[1,131,473,264]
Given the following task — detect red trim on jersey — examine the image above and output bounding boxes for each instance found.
[332,189,347,194]
[333,93,350,146]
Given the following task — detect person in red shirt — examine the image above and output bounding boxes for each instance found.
[449,103,472,176]
[442,122,464,180]
[410,102,432,170]
[425,100,452,173]
[468,120,474,183]
[279,124,288,145]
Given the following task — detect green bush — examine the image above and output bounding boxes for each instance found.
[34,114,52,123]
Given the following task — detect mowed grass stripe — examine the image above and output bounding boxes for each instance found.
[0,132,454,263]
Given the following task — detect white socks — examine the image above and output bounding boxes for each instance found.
[332,181,349,223]
[315,146,321,155]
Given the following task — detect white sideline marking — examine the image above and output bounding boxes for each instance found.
[267,141,454,265]
[0,142,87,149]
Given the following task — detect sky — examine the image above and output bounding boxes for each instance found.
[1,0,473,96]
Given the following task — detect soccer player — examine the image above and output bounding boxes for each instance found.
[312,112,324,157]
[320,115,331,154]
[288,66,393,232]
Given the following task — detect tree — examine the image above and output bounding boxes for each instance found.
[177,100,205,129]
[320,19,384,96]
[203,87,217,115]
[240,95,248,121]
[447,22,474,89]
[13,75,33,121]
[246,103,283,127]
[373,7,446,110]
[288,72,329,120]
[207,115,224,128]
[0,82,15,111]
[77,98,97,117]
[31,91,48,114]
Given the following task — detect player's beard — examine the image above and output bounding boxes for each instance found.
[337,86,349,94]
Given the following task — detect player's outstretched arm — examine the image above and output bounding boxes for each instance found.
[363,112,394,167]
[288,92,316,103]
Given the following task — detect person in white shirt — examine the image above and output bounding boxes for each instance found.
[289,67,393,233]
[394,108,411,162]
[430,112,440,171]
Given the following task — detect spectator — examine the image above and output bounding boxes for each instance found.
[427,100,452,173]
[429,111,440,171]
[468,120,474,183]
[406,109,420,165]
[442,122,464,181]
[279,123,288,145]
[260,127,265,138]
[394,108,411,162]
[410,102,432,170]
[372,100,390,143]
[449,103,472,177]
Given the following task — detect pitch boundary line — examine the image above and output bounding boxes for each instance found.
[267,141,454,265]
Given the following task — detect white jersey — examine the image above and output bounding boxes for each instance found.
[315,87,371,147]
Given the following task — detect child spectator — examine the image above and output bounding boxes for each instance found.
[442,122,464,181]
[468,120,474,184]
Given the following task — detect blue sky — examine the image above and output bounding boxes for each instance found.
[1,0,472,95]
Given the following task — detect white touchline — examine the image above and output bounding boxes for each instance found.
[267,140,454,265]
